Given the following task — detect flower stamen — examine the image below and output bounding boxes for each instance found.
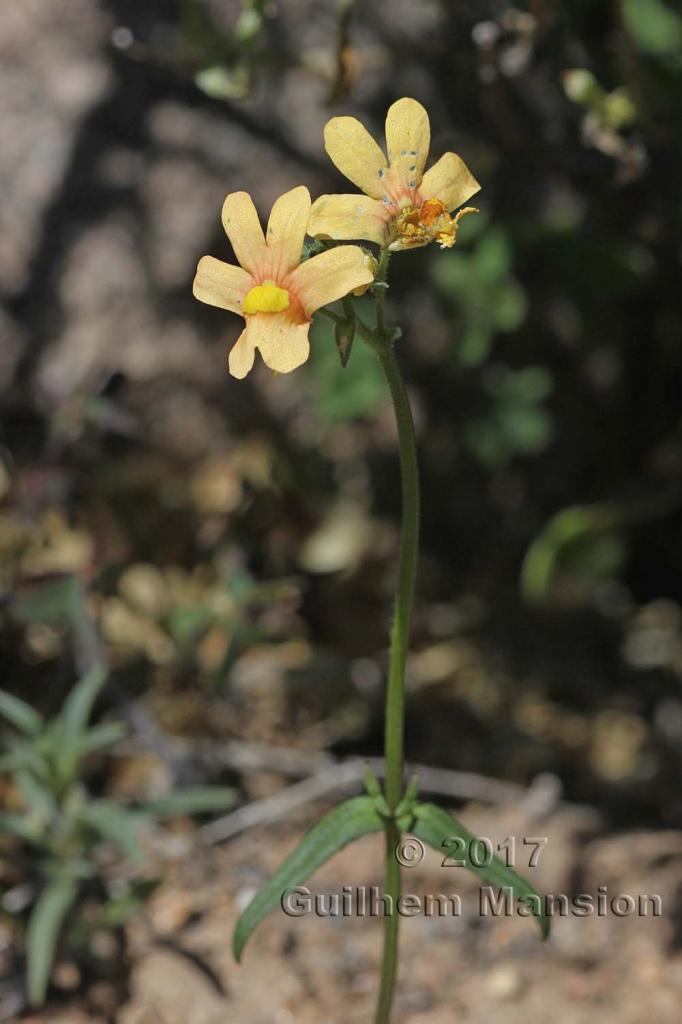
[389,200,478,251]
[243,280,290,315]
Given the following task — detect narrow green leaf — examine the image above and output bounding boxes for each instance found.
[81,799,144,861]
[141,786,237,819]
[55,722,127,784]
[520,501,623,606]
[0,739,50,779]
[0,689,43,736]
[71,722,127,758]
[0,811,43,842]
[0,745,36,773]
[15,771,57,818]
[27,875,78,1006]
[233,795,384,961]
[412,803,549,939]
[59,665,108,741]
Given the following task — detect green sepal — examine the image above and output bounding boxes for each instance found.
[362,765,382,798]
[394,773,419,818]
[412,802,550,940]
[300,238,328,262]
[396,812,415,832]
[372,793,391,817]
[335,319,354,367]
[233,795,384,962]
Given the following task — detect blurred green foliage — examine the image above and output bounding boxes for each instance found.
[432,220,527,367]
[189,0,269,99]
[0,668,236,1006]
[308,312,385,422]
[465,365,554,467]
[521,502,628,607]
[563,69,637,130]
[623,0,682,61]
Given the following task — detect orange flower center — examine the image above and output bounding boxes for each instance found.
[389,201,478,252]
[419,199,448,225]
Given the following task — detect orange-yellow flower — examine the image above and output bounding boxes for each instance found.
[309,97,480,252]
[193,186,375,378]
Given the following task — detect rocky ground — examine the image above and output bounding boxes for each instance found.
[20,795,682,1024]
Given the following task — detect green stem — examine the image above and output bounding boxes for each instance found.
[355,250,420,1024]
[375,340,420,810]
[374,821,402,1023]
[375,248,391,338]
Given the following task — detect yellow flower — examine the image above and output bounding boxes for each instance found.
[309,97,480,252]
[193,186,375,378]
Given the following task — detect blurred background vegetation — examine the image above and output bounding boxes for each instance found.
[2,0,682,1016]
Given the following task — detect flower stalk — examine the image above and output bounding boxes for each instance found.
[352,250,420,1023]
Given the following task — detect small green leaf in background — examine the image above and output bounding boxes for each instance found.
[0,811,43,843]
[520,501,625,606]
[496,403,552,454]
[623,0,682,58]
[0,739,47,776]
[496,366,554,404]
[0,690,44,736]
[166,604,214,646]
[464,365,554,467]
[27,874,78,1006]
[58,665,108,743]
[473,229,512,282]
[15,771,56,819]
[81,800,145,862]
[141,786,238,819]
[308,316,385,422]
[233,795,385,961]
[563,69,637,131]
[66,722,127,762]
[432,227,528,368]
[195,65,250,100]
[412,803,549,939]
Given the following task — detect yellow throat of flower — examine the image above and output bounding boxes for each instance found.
[390,200,478,252]
[243,280,290,315]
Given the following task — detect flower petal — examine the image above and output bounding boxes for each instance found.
[290,245,375,314]
[323,116,388,199]
[385,97,430,187]
[193,256,253,313]
[221,191,265,275]
[231,313,310,376]
[228,328,257,379]
[266,185,311,277]
[420,152,480,212]
[308,194,389,246]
